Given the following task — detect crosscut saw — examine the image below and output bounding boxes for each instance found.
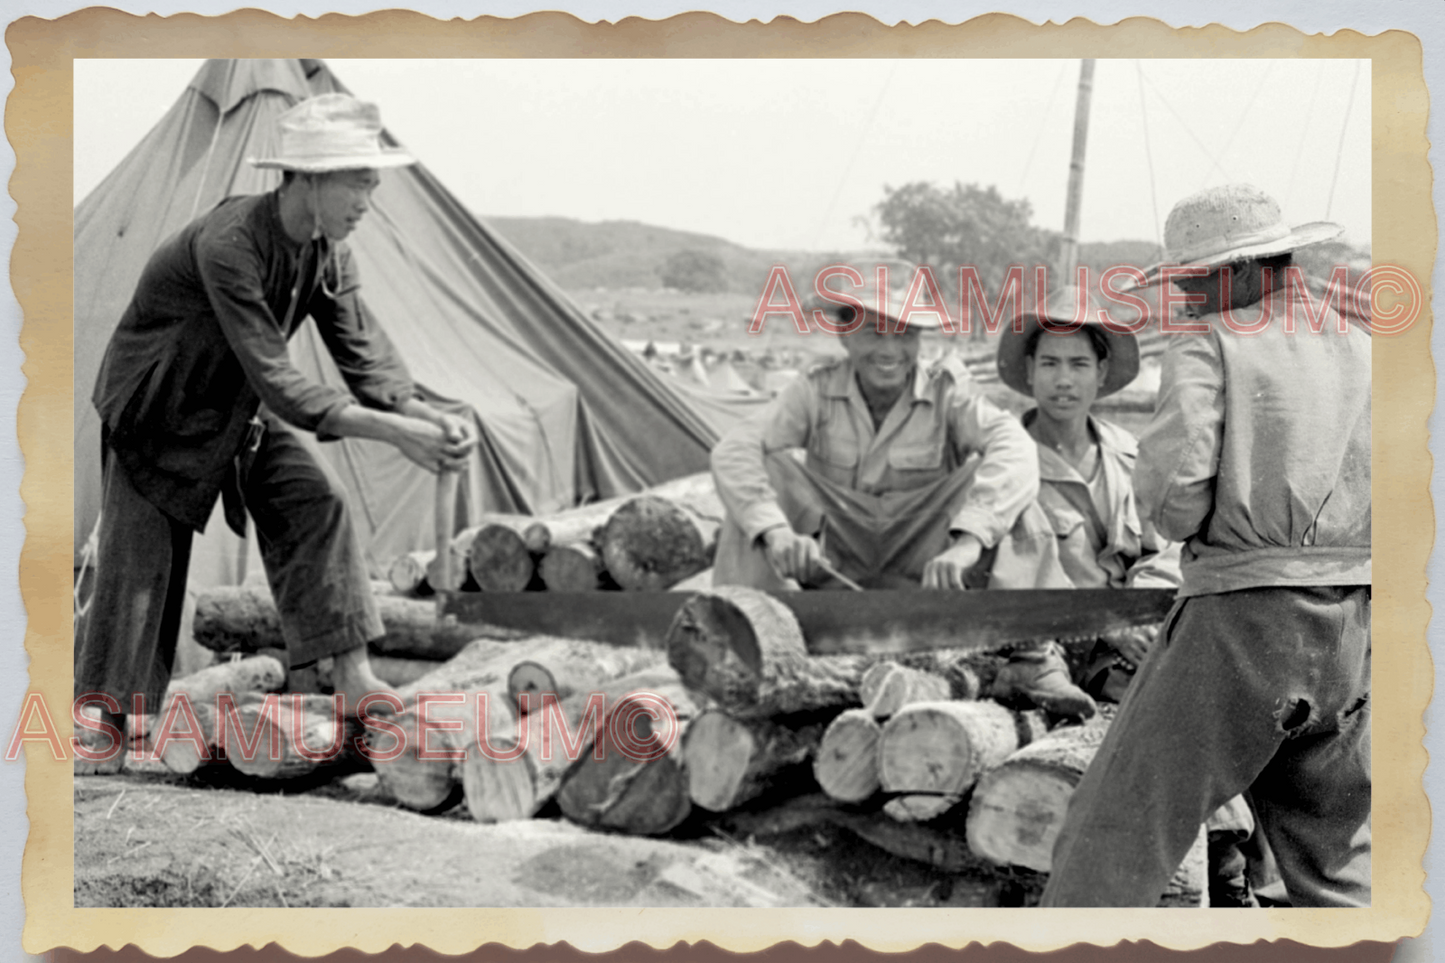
[432,472,1175,656]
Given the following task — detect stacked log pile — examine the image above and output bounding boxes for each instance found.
[176,579,1205,907]
[387,471,725,596]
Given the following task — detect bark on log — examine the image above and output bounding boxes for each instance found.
[150,656,286,774]
[370,655,442,688]
[883,794,964,823]
[667,568,713,593]
[966,716,1110,871]
[683,710,825,812]
[387,549,469,596]
[878,701,1047,813]
[163,654,286,708]
[226,693,359,780]
[462,666,685,823]
[154,691,271,775]
[192,584,520,661]
[666,585,866,719]
[388,551,433,596]
[860,663,953,720]
[812,708,883,803]
[504,640,665,712]
[537,541,605,592]
[465,515,542,592]
[599,495,721,591]
[553,672,698,835]
[368,638,546,813]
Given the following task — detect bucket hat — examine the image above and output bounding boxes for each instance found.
[250,93,415,173]
[996,285,1140,398]
[1135,184,1341,288]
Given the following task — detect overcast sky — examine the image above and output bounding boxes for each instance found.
[74,57,1371,252]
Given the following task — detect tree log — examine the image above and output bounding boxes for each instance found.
[860,663,952,720]
[387,549,470,596]
[191,584,520,661]
[462,666,686,823]
[598,495,720,591]
[504,640,665,711]
[367,638,547,812]
[666,585,866,719]
[683,710,825,812]
[225,693,360,780]
[370,655,442,688]
[553,672,698,835]
[465,515,543,592]
[812,708,883,803]
[537,541,605,592]
[878,701,1047,818]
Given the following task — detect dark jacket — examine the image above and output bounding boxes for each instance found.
[93,190,416,531]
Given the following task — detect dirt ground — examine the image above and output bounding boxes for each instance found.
[74,761,1029,909]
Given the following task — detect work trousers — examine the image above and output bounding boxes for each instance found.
[75,420,385,712]
[1040,585,1371,907]
[713,453,1065,590]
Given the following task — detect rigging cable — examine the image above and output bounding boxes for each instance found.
[1199,61,1276,189]
[1138,69,1235,184]
[1325,60,1363,221]
[811,59,900,251]
[1284,61,1325,213]
[1134,62,1163,254]
[1016,60,1071,195]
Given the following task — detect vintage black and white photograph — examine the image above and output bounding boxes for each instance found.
[69,55,1373,912]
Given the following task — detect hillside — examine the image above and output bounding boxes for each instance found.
[485,215,858,294]
[481,215,1200,296]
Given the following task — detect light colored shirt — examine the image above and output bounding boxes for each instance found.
[1134,287,1371,597]
[711,356,1040,549]
[1027,412,1181,591]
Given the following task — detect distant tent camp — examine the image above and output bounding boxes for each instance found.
[75,58,744,586]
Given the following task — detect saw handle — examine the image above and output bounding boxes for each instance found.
[434,468,460,595]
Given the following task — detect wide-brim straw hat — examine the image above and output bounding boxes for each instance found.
[1132,184,1342,289]
[250,93,415,173]
[996,285,1140,398]
[804,261,947,330]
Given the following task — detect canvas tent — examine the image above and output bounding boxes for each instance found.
[75,58,748,586]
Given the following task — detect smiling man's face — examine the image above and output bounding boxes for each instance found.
[841,316,921,400]
[1026,330,1107,422]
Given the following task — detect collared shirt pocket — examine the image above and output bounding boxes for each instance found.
[810,429,860,487]
[887,443,946,490]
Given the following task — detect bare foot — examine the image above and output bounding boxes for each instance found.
[329,646,397,716]
[74,705,126,775]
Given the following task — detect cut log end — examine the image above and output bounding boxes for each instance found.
[538,542,604,592]
[461,751,538,823]
[684,712,757,812]
[467,523,535,593]
[600,495,713,591]
[506,660,557,711]
[813,708,882,803]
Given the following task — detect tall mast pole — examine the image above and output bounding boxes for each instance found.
[1060,58,1095,285]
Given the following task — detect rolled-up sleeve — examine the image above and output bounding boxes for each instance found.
[308,243,418,416]
[711,377,815,542]
[1135,333,1224,543]
[198,233,353,433]
[945,394,1039,548]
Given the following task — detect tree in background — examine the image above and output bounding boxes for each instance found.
[873,181,1057,294]
[659,249,730,293]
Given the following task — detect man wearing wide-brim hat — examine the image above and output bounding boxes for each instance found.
[1040,184,1371,907]
[77,94,478,771]
[711,264,1063,596]
[993,286,1181,707]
